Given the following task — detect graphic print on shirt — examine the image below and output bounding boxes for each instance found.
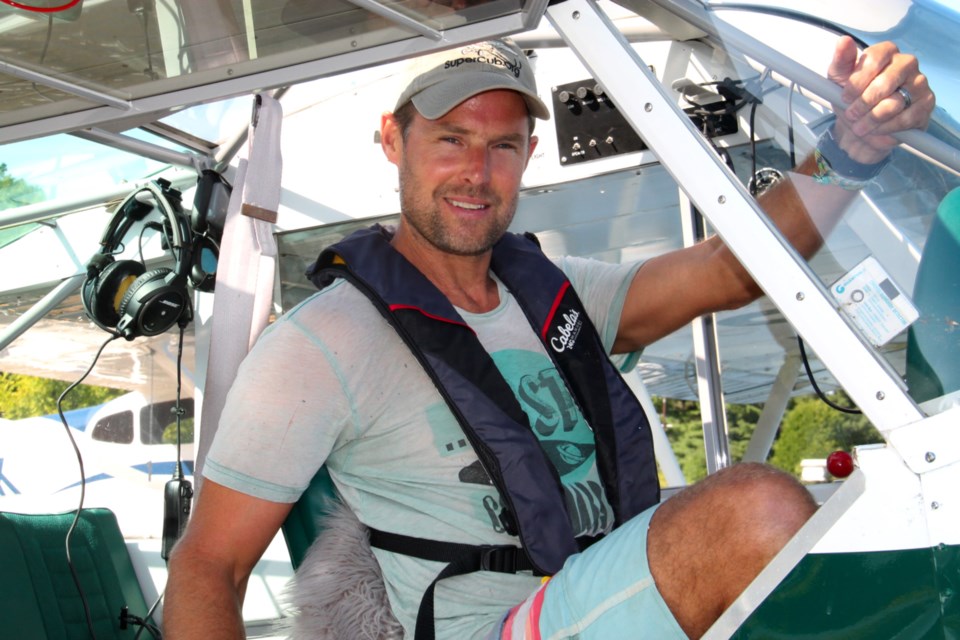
[456,348,612,537]
[426,403,472,457]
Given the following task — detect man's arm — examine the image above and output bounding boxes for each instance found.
[165,479,294,638]
[613,37,935,353]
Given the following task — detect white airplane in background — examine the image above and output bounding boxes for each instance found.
[0,0,958,638]
[0,392,194,539]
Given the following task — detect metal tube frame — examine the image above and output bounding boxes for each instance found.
[0,59,132,111]
[345,0,444,40]
[0,274,84,352]
[71,128,208,171]
[679,190,731,473]
[743,353,802,463]
[0,172,198,230]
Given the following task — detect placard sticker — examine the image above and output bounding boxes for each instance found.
[831,256,919,347]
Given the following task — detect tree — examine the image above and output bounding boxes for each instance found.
[726,402,762,463]
[661,398,708,483]
[659,398,763,484]
[769,393,879,475]
[0,163,45,210]
[658,392,877,483]
[162,418,194,445]
[0,372,124,420]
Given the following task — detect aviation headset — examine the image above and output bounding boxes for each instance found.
[188,170,230,294]
[82,175,228,340]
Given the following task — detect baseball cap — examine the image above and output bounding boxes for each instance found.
[394,39,550,121]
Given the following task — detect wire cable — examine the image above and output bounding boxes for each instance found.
[58,331,122,640]
[132,0,159,80]
[782,81,862,414]
[704,3,870,50]
[174,322,186,476]
[29,15,57,103]
[797,336,863,414]
[132,590,165,640]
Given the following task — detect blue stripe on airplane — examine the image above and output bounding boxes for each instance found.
[54,461,194,491]
[0,458,20,496]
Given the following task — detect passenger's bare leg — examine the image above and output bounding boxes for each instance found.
[647,463,817,639]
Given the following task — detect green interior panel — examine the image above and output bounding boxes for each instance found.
[906,186,960,404]
[734,544,960,639]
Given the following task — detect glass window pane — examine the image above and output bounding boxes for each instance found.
[91,410,134,444]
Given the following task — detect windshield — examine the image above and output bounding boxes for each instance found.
[690,0,960,419]
[704,0,960,129]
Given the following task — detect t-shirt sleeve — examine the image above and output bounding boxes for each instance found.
[202,308,351,503]
[554,255,643,372]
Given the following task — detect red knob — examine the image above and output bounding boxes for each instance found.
[827,451,854,478]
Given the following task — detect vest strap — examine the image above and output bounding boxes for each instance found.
[369,528,539,573]
[368,527,602,640]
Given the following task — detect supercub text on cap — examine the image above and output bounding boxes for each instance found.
[443,50,522,78]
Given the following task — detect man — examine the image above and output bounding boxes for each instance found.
[166,37,934,639]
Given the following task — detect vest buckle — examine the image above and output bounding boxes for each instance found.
[479,545,524,573]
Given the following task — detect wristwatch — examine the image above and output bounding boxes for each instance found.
[812,125,890,191]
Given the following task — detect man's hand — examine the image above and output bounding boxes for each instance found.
[827,36,935,164]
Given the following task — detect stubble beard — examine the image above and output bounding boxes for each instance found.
[398,170,518,257]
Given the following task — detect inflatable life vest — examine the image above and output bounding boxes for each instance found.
[306,224,659,636]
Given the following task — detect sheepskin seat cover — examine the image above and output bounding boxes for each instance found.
[278,501,402,640]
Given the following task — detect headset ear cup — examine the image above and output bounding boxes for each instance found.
[91,260,146,328]
[81,264,105,325]
[117,267,189,338]
[189,234,218,293]
[191,170,229,238]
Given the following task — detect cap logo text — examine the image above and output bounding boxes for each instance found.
[444,44,522,78]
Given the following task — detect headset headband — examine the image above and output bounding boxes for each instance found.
[97,179,192,282]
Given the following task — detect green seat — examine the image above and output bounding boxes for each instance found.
[906,187,960,404]
[281,465,337,570]
[0,508,149,640]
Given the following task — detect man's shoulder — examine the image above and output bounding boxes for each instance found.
[255,278,389,351]
[552,254,637,284]
[285,278,383,321]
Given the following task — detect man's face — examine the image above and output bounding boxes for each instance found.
[382,90,538,257]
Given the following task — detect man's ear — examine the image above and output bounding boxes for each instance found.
[381,112,402,166]
[525,135,539,168]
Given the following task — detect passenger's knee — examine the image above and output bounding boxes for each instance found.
[647,464,816,638]
[712,463,816,547]
[730,463,815,511]
[661,463,816,551]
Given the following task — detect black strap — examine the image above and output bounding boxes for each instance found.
[369,528,537,572]
[370,528,536,640]
[416,556,478,640]
[369,528,603,640]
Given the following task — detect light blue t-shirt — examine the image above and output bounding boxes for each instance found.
[204,255,642,639]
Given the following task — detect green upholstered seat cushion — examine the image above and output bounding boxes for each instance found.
[0,508,148,640]
[282,465,337,571]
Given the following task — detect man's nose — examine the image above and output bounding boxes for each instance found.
[459,146,491,184]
